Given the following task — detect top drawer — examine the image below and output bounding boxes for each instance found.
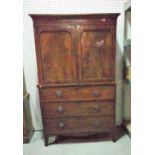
[39,85,115,102]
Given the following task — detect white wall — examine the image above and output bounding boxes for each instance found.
[23,0,124,130]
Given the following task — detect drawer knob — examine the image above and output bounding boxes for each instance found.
[59,122,64,128]
[94,105,101,111]
[93,90,101,97]
[94,121,101,127]
[57,106,64,113]
[55,91,63,97]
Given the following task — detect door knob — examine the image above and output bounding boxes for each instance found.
[96,40,104,47]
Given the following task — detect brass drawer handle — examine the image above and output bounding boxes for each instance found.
[59,122,65,128]
[94,121,101,127]
[57,106,64,113]
[55,91,63,97]
[94,104,101,111]
[93,90,101,97]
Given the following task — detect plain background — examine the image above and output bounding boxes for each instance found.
[0,0,155,155]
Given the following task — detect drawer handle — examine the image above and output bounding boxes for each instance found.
[94,105,101,111]
[59,122,65,128]
[57,106,64,113]
[94,121,101,127]
[93,90,101,97]
[55,91,63,97]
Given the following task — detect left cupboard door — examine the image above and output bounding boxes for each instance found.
[34,25,77,85]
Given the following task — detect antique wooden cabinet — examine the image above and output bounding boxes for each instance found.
[30,14,119,146]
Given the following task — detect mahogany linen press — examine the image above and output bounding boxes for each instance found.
[30,14,119,146]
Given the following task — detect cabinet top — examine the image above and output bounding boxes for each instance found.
[30,13,120,20]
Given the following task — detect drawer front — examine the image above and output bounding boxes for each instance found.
[44,116,114,134]
[39,85,115,102]
[41,101,114,117]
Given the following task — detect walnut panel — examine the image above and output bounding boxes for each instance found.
[81,30,104,80]
[39,31,74,82]
[79,26,114,82]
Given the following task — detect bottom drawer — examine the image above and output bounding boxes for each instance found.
[44,116,114,135]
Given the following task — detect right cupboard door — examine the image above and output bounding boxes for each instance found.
[77,25,115,83]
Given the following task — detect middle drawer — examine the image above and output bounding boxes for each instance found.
[41,101,114,117]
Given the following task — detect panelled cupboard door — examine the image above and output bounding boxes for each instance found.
[77,25,115,83]
[36,25,77,84]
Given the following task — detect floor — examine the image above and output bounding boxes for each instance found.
[23,131,131,155]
